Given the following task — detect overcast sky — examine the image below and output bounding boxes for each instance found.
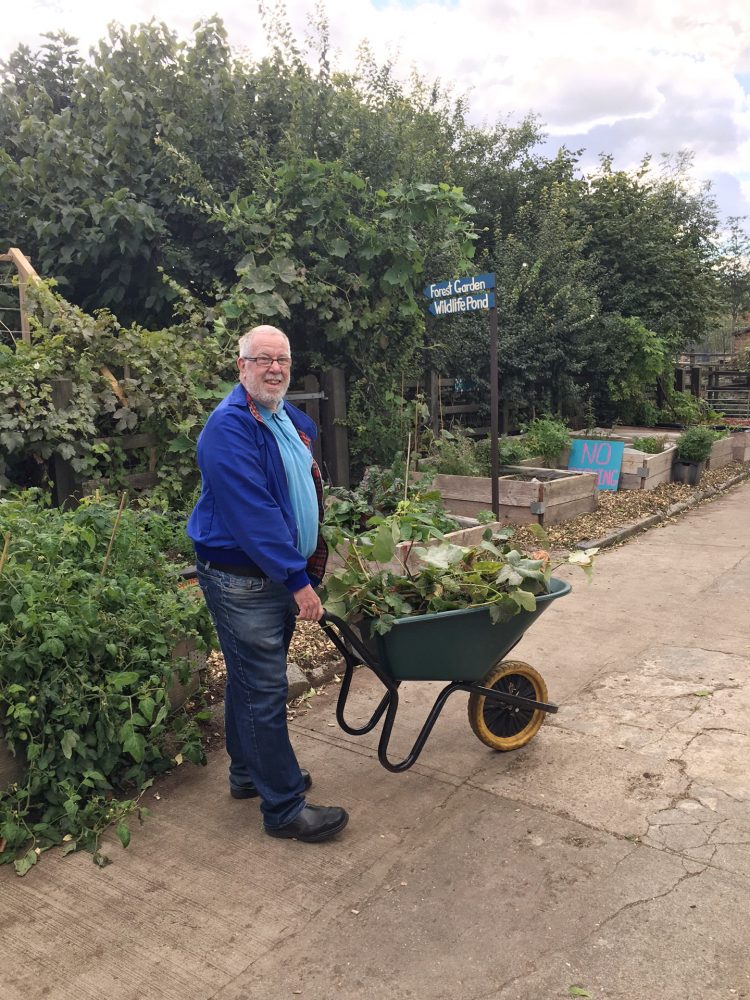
[4,0,750,224]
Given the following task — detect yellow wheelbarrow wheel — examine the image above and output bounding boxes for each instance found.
[468,660,549,751]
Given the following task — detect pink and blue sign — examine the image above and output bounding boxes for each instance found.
[568,439,625,491]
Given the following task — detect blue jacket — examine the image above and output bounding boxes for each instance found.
[187,383,320,592]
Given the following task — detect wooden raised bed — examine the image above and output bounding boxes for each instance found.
[731,430,750,463]
[619,442,676,491]
[431,468,597,526]
[706,435,734,471]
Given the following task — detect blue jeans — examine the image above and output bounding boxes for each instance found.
[196,562,306,829]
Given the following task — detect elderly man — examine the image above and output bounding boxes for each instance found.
[187,324,348,843]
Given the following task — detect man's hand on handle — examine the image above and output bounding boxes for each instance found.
[293,584,324,621]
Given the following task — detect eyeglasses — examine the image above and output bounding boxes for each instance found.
[240,355,292,369]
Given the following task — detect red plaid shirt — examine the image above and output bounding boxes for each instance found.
[246,393,328,584]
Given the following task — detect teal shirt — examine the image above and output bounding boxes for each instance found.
[257,400,319,559]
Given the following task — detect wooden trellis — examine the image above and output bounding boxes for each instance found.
[0,247,37,346]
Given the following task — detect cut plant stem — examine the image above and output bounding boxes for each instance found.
[100,492,128,577]
[0,532,10,576]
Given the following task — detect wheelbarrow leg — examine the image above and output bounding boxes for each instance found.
[376,682,466,773]
[335,654,394,737]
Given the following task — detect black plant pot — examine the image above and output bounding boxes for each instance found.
[672,458,705,486]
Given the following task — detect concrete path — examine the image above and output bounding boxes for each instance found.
[2,483,749,1000]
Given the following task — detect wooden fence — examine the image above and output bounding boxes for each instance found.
[48,367,351,507]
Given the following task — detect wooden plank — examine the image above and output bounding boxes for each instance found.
[541,471,597,507]
[95,432,159,450]
[434,474,494,503]
[81,471,158,494]
[707,436,734,470]
[391,522,503,574]
[731,432,750,462]
[541,492,597,526]
[497,477,541,504]
[434,473,539,505]
[442,403,481,415]
[440,497,509,519]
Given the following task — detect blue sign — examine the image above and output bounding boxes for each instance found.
[568,439,625,491]
[428,291,495,316]
[423,272,496,300]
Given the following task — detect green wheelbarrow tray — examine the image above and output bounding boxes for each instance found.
[319,577,571,773]
[357,576,571,682]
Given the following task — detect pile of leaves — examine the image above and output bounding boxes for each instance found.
[0,492,213,874]
[321,517,596,635]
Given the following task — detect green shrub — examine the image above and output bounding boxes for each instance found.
[423,431,483,477]
[630,435,668,455]
[472,436,533,473]
[323,460,459,539]
[675,426,718,462]
[523,417,571,465]
[0,493,213,873]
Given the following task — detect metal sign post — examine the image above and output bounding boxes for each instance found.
[489,300,499,519]
[423,272,500,518]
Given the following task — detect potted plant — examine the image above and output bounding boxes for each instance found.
[673,427,716,485]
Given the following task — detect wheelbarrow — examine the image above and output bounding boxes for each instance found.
[319,577,571,772]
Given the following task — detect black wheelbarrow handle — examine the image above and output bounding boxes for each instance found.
[317,613,557,773]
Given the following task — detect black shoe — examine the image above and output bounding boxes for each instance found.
[230,768,312,800]
[265,804,349,843]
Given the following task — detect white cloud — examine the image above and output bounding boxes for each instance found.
[4,0,750,218]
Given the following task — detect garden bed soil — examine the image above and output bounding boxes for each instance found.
[431,468,597,526]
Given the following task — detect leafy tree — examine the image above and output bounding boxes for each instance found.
[716,217,750,354]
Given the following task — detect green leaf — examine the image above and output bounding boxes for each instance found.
[269,256,297,284]
[568,988,592,998]
[370,522,396,563]
[123,731,146,763]
[14,849,38,876]
[110,671,140,690]
[527,523,551,549]
[330,238,350,258]
[511,589,537,612]
[116,822,131,848]
[139,696,156,722]
[61,730,79,759]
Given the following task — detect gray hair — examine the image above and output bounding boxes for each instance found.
[238,325,290,358]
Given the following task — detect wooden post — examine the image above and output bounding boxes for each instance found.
[656,378,665,410]
[50,378,79,508]
[674,367,686,392]
[429,370,440,435]
[489,303,499,518]
[320,368,350,487]
[690,366,701,397]
[303,374,323,468]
